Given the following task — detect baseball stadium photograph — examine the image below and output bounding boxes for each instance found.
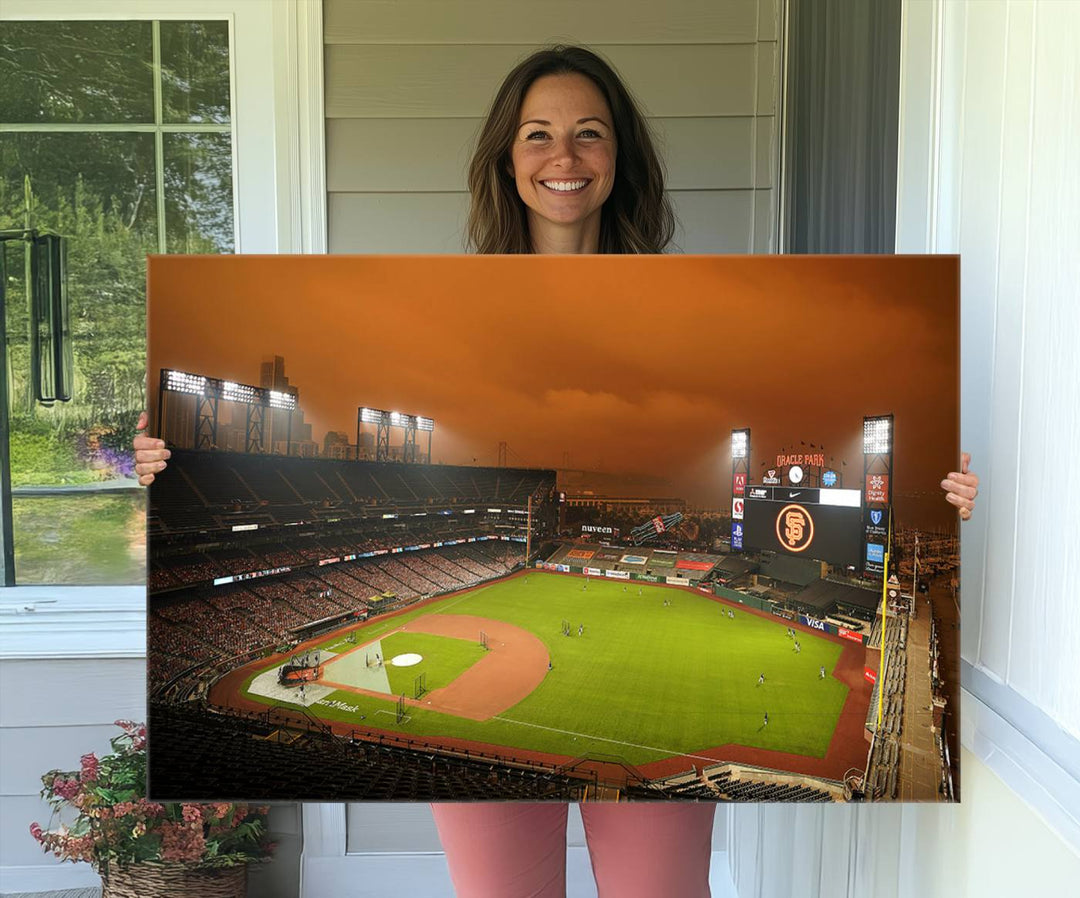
[145,254,960,804]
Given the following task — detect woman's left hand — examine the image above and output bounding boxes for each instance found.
[941,452,979,521]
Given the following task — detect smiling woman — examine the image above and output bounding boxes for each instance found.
[510,73,617,252]
[466,45,673,255]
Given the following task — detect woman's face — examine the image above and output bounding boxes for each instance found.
[509,73,617,241]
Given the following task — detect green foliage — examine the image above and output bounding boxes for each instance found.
[8,428,93,485]
[12,493,146,585]
[0,22,155,124]
[1,19,234,499]
[2,161,149,485]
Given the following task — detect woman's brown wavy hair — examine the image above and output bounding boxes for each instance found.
[467,46,675,254]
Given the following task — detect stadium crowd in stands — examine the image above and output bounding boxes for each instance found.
[150,541,522,692]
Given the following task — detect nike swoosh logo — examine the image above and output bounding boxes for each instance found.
[789,492,801,498]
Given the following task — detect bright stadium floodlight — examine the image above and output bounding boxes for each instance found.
[360,407,385,424]
[268,389,296,410]
[165,369,208,396]
[863,416,892,455]
[731,428,749,459]
[222,381,257,404]
[358,406,434,462]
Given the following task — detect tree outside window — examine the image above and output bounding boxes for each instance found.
[0,20,234,584]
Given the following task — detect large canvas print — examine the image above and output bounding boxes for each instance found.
[146,254,959,803]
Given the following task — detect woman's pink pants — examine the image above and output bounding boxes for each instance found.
[431,802,716,898]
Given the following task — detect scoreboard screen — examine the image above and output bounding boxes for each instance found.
[742,486,862,567]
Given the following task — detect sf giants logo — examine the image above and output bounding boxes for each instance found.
[775,504,814,553]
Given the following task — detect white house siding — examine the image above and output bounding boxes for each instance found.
[0,658,146,893]
[323,0,781,254]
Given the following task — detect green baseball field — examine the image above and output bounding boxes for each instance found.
[229,572,864,774]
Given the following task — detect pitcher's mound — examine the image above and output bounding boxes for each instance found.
[391,653,423,667]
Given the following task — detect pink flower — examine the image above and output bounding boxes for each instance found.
[62,834,95,863]
[80,753,99,782]
[29,822,43,842]
[52,777,80,801]
[160,821,206,863]
[181,804,202,824]
[131,724,148,751]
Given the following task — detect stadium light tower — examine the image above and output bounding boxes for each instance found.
[861,414,894,579]
[393,411,420,462]
[357,406,435,463]
[416,415,435,464]
[357,407,388,461]
[159,369,297,453]
[730,428,750,553]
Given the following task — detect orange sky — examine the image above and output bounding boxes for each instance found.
[148,255,958,525]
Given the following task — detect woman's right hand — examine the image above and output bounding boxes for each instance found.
[134,411,170,486]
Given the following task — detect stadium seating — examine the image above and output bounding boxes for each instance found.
[864,613,909,798]
[151,451,554,531]
[148,702,584,801]
[149,538,525,694]
[630,763,838,802]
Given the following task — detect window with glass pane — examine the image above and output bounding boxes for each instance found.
[0,20,234,584]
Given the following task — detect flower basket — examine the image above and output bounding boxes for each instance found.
[101,862,246,898]
[30,721,274,890]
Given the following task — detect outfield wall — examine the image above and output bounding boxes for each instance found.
[713,586,770,613]
[536,560,704,589]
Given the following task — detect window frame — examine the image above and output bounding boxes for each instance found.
[0,0,326,659]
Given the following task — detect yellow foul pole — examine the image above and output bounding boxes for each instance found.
[877,510,892,730]
[526,494,532,564]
